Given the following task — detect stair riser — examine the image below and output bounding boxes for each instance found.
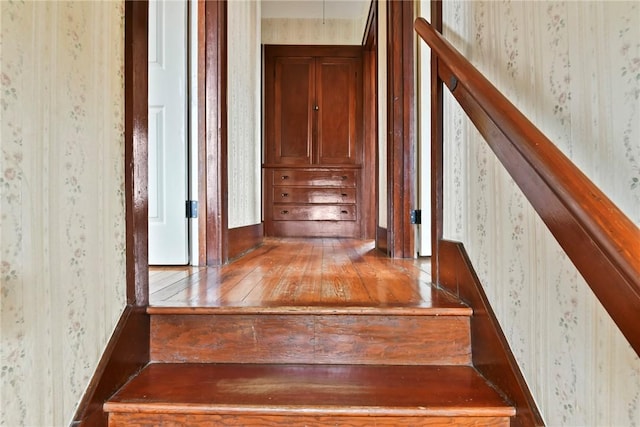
[109,413,510,426]
[150,314,471,365]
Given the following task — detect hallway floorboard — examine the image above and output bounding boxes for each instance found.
[148,238,466,314]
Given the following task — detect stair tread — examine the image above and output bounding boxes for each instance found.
[105,363,514,417]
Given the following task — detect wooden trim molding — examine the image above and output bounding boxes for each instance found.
[228,223,264,260]
[416,17,640,355]
[362,0,376,47]
[196,0,207,266]
[124,0,149,306]
[204,0,229,265]
[386,0,415,258]
[429,0,443,284]
[439,240,545,427]
[71,306,150,426]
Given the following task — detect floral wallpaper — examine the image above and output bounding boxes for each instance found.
[228,0,261,228]
[439,1,640,425]
[1,1,126,425]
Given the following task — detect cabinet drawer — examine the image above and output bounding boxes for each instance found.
[273,170,356,187]
[274,187,356,204]
[272,205,356,221]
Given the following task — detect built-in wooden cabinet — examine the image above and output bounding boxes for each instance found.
[264,45,363,238]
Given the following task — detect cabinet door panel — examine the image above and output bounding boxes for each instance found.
[273,57,314,164]
[317,58,359,164]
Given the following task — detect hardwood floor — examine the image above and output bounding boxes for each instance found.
[148,238,464,312]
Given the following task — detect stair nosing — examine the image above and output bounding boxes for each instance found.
[104,401,515,418]
[146,305,472,316]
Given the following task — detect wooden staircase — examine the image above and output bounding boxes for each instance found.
[104,297,516,425]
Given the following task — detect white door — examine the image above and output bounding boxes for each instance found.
[148,0,189,265]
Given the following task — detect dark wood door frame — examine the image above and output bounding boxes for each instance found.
[125,0,228,305]
[125,0,149,306]
[204,0,228,265]
[363,0,378,241]
[386,0,416,258]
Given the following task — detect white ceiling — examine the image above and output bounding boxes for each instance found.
[261,0,371,20]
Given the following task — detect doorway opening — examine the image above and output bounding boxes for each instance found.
[147,0,193,266]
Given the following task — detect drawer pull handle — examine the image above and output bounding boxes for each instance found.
[341,175,348,180]
[281,193,289,197]
[281,210,289,215]
[341,210,349,214]
[341,193,348,197]
[281,175,289,180]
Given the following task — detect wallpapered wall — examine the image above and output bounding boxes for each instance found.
[439,1,640,425]
[228,0,262,228]
[0,1,126,425]
[262,18,364,45]
[377,0,388,228]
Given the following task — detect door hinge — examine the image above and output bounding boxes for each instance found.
[410,209,421,225]
[186,200,198,219]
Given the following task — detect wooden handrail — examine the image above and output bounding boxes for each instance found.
[415,17,640,356]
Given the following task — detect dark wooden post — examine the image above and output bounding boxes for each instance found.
[204,0,228,265]
[125,0,149,306]
[430,0,443,283]
[387,0,416,258]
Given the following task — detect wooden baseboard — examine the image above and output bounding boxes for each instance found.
[267,221,360,239]
[376,226,388,254]
[71,305,150,427]
[439,240,544,427]
[228,223,264,260]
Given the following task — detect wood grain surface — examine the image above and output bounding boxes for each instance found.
[148,238,461,310]
[150,313,471,365]
[106,364,513,422]
[108,413,510,427]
